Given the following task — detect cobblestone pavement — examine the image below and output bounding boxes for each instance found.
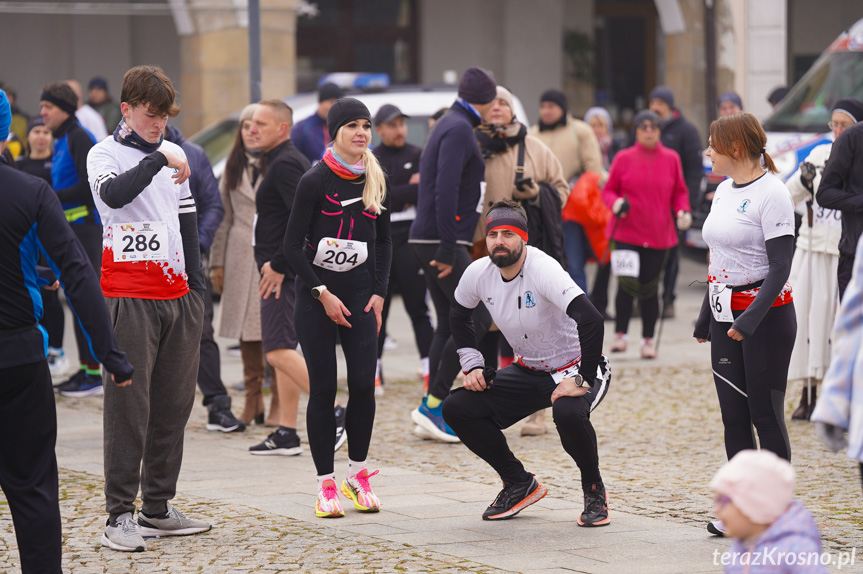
[2,361,860,573]
[371,365,863,554]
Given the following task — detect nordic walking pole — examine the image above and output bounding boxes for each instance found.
[806,197,814,419]
[655,205,677,354]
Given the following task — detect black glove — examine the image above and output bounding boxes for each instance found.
[612,197,631,216]
[799,161,817,188]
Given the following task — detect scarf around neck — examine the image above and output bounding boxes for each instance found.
[114,119,163,154]
[323,147,364,180]
[475,122,527,159]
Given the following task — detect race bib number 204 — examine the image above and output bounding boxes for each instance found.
[112,221,169,262]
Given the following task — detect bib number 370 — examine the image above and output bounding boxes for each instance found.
[112,221,169,262]
[312,237,368,272]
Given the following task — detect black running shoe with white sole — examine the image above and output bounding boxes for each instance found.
[578,482,610,527]
[249,427,302,456]
[482,475,547,520]
[206,395,246,433]
[707,520,726,536]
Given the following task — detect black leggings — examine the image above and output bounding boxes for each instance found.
[411,244,491,400]
[70,223,102,365]
[710,303,796,461]
[613,243,668,338]
[295,270,378,475]
[442,361,609,489]
[377,224,433,361]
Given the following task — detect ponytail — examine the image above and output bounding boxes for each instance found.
[761,149,778,174]
[361,147,387,214]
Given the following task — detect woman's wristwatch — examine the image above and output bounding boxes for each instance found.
[311,285,328,299]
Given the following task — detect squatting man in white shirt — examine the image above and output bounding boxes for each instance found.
[442,198,612,525]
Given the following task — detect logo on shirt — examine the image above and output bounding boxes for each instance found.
[404,162,413,170]
[523,291,536,308]
[486,296,494,306]
[737,199,751,213]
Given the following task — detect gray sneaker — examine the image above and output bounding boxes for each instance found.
[137,504,211,537]
[101,512,146,552]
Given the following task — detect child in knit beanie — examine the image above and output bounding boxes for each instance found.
[709,450,827,573]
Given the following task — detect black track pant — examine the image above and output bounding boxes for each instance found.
[0,360,62,574]
[411,243,491,400]
[377,224,433,361]
[70,222,102,366]
[613,243,668,338]
[442,359,610,489]
[838,251,854,301]
[197,278,228,405]
[709,303,796,461]
[296,270,377,475]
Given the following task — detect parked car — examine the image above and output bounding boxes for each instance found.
[189,76,530,178]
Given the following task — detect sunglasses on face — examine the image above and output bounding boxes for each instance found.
[637,123,658,132]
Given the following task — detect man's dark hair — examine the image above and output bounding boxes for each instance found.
[487,198,527,220]
[120,65,180,117]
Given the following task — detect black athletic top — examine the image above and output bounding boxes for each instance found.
[0,156,133,379]
[283,161,392,297]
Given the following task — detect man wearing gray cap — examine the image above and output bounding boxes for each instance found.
[408,66,497,442]
[371,104,433,399]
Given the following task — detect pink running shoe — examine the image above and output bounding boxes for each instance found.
[315,479,345,518]
[341,469,381,512]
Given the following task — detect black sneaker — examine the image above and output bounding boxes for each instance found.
[58,371,104,397]
[249,427,302,456]
[334,405,347,452]
[206,395,246,433]
[482,475,547,520]
[578,482,610,527]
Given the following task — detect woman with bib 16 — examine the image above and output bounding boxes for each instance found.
[695,112,796,537]
[283,98,391,519]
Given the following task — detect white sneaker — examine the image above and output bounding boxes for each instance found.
[413,425,433,439]
[101,512,146,552]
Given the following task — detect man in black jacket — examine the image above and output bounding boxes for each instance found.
[649,85,704,318]
[371,104,433,399]
[817,120,863,299]
[0,90,133,573]
[164,124,244,433]
[251,99,346,455]
[408,67,497,442]
[40,81,105,395]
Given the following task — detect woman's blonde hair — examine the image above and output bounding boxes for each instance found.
[335,125,387,214]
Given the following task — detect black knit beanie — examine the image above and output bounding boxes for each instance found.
[319,82,344,103]
[833,98,863,125]
[540,89,567,115]
[457,67,497,105]
[40,82,78,116]
[327,98,372,141]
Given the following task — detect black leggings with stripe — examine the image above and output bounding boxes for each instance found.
[709,303,796,461]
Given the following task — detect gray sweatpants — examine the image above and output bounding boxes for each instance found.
[103,292,204,519]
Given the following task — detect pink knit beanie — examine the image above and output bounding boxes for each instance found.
[709,450,795,525]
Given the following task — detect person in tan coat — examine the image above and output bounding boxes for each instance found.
[529,89,604,295]
[476,86,569,436]
[209,104,276,426]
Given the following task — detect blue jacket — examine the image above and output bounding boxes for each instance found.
[723,502,827,574]
[51,116,99,224]
[0,156,132,379]
[408,102,485,265]
[164,125,224,253]
[290,112,329,165]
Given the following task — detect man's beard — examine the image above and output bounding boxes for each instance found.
[489,242,524,268]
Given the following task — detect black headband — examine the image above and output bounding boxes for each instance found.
[485,207,528,241]
[40,90,77,116]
